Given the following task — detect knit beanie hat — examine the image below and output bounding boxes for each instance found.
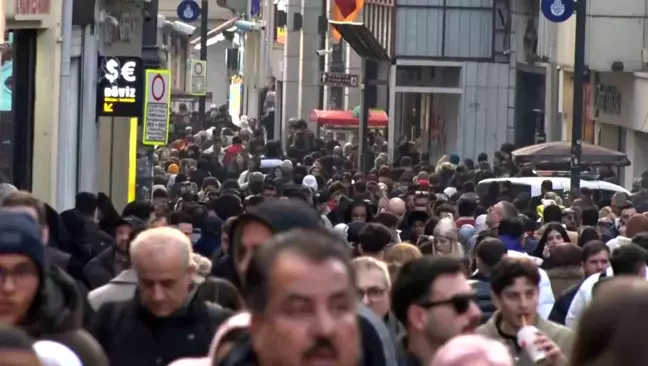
[0,211,44,278]
[448,153,460,165]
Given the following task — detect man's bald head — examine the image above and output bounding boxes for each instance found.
[387,198,407,219]
[130,227,193,270]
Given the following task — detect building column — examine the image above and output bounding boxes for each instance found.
[299,0,323,131]
[623,128,635,188]
[281,0,301,151]
[344,8,363,110]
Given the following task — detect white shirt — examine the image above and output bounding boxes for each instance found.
[565,266,648,328]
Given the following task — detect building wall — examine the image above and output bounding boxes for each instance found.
[457,61,515,160]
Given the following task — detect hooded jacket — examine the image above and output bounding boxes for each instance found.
[195,216,223,258]
[88,269,138,310]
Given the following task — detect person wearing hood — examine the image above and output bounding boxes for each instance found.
[497,216,555,319]
[273,159,294,187]
[0,211,107,363]
[63,192,115,258]
[83,216,147,290]
[194,216,222,258]
[216,200,399,366]
[89,228,232,366]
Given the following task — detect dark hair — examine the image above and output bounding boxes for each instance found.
[498,217,524,238]
[168,211,193,226]
[620,202,635,212]
[232,136,243,145]
[581,208,599,227]
[373,212,399,229]
[543,205,563,223]
[632,233,648,252]
[195,277,244,311]
[122,201,155,222]
[533,222,570,257]
[477,152,488,163]
[185,204,208,228]
[541,180,553,191]
[391,256,465,325]
[582,240,610,262]
[610,244,648,275]
[423,216,440,235]
[490,257,541,295]
[75,192,98,217]
[546,244,583,268]
[243,229,353,314]
[578,226,600,248]
[457,199,477,218]
[152,188,169,199]
[344,199,374,223]
[475,238,507,268]
[358,223,392,254]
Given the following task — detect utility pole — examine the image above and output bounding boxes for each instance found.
[199,0,209,119]
[570,0,586,196]
[358,57,369,172]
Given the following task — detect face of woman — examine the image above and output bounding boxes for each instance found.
[351,205,367,222]
[434,236,455,255]
[546,229,565,249]
[413,221,425,238]
[274,168,283,178]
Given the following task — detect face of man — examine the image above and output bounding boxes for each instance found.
[263,188,278,200]
[0,255,40,325]
[583,250,609,277]
[236,221,273,276]
[175,223,193,240]
[114,224,132,254]
[410,273,481,346]
[251,252,360,366]
[134,248,194,317]
[621,207,637,225]
[492,277,538,330]
[486,203,504,229]
[356,268,390,318]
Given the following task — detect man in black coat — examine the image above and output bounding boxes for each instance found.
[90,227,231,366]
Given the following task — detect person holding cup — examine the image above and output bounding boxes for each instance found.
[477,257,573,365]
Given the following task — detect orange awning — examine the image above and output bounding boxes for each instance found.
[310,109,388,127]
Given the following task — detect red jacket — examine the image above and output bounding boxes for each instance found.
[223,144,244,165]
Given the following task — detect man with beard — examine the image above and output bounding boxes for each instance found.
[245,229,360,366]
[391,257,482,365]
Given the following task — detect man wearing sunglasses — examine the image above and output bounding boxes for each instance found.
[478,257,572,365]
[391,257,482,366]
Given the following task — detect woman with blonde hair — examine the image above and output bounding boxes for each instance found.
[432,217,465,257]
[384,243,422,281]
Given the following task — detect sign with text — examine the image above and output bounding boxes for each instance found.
[320,71,359,88]
[142,69,171,146]
[188,59,207,96]
[96,56,143,117]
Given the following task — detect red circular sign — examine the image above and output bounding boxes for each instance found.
[151,74,165,101]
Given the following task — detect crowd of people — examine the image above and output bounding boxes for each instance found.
[2,109,648,366]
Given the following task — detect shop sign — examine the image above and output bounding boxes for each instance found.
[595,83,622,115]
[96,56,144,117]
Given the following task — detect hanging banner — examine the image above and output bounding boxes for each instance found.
[142,69,171,146]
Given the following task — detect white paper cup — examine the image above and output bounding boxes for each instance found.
[517,325,548,363]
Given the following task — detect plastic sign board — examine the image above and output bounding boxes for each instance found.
[96,56,144,117]
[142,69,171,146]
[541,0,574,23]
[188,59,207,96]
[177,0,200,22]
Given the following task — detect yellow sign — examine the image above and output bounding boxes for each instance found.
[103,103,114,113]
[142,69,171,146]
[188,59,207,96]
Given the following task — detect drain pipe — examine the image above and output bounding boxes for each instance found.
[56,0,75,210]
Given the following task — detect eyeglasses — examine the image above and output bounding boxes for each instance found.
[0,265,38,286]
[418,293,477,315]
[357,287,387,302]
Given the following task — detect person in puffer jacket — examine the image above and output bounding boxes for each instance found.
[470,238,508,324]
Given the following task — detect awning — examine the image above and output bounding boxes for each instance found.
[310,109,388,127]
[329,21,389,61]
[190,16,240,45]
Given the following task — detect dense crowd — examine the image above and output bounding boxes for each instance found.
[2,108,648,365]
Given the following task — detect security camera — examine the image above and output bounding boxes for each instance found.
[173,21,196,36]
[315,49,329,57]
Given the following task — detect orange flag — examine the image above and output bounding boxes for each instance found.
[331,0,365,41]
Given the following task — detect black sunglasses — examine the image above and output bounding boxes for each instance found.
[418,293,476,314]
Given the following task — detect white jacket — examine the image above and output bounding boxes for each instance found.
[565,266,648,328]
[506,250,555,319]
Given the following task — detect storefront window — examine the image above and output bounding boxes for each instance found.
[0,32,14,183]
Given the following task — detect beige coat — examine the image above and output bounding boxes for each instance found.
[478,312,573,366]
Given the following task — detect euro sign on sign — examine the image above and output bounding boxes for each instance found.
[541,0,574,23]
[96,56,144,117]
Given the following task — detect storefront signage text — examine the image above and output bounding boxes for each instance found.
[96,56,144,117]
[595,84,622,115]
